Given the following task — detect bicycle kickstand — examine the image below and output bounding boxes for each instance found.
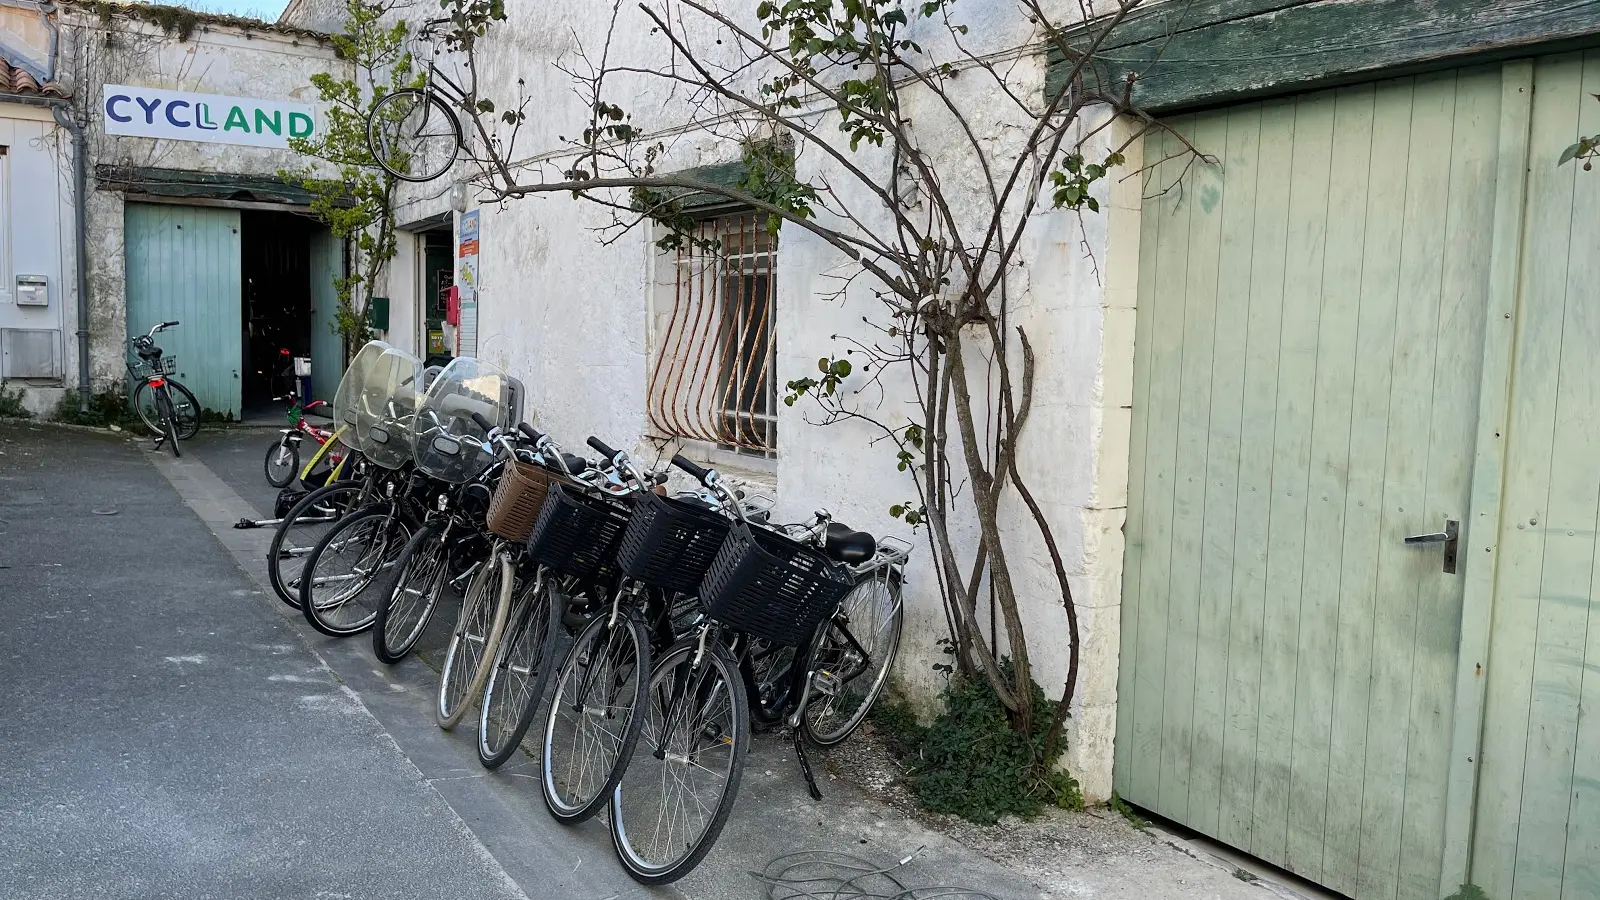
[792,729,823,801]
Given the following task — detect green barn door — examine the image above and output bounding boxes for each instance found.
[308,227,344,403]
[124,203,243,419]
[1117,69,1504,899]
[1471,49,1600,900]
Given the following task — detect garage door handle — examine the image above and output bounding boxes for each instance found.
[1405,519,1459,574]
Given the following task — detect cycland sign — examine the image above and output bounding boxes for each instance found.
[102,85,316,149]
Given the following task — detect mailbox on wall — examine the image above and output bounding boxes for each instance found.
[15,275,47,307]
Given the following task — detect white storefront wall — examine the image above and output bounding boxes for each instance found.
[347,0,1137,799]
[58,8,345,392]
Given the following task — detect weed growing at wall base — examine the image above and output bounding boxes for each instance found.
[51,389,139,429]
[0,381,31,418]
[871,666,1083,825]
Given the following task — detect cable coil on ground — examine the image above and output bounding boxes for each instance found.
[756,849,1007,900]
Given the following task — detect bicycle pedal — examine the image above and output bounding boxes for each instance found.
[812,670,843,697]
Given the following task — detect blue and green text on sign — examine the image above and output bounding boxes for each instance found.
[102,85,316,149]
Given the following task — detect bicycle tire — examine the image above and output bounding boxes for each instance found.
[610,637,749,885]
[437,550,515,729]
[267,481,368,608]
[373,522,448,664]
[158,389,182,457]
[802,572,904,747]
[366,88,462,183]
[478,571,564,768]
[299,505,410,636]
[264,438,300,488]
[540,605,650,823]
[132,379,201,440]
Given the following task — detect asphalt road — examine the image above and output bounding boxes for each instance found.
[0,423,526,900]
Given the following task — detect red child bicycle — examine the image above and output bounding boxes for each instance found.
[264,351,343,488]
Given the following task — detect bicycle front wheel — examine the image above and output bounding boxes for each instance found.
[802,572,904,747]
[264,437,299,488]
[367,88,461,183]
[437,550,515,729]
[540,605,650,824]
[610,637,748,885]
[373,522,448,664]
[478,570,564,768]
[299,506,410,636]
[157,388,182,457]
[267,481,368,608]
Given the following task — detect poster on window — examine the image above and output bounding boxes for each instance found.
[456,209,479,357]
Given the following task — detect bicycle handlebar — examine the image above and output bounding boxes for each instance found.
[518,422,543,443]
[586,436,618,459]
[670,454,710,484]
[470,411,493,433]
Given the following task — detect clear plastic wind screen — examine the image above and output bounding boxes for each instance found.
[411,356,511,484]
[332,340,392,452]
[358,347,425,470]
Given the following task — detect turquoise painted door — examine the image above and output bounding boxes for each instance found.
[124,204,243,418]
[308,227,343,403]
[1471,49,1600,900]
[1117,68,1504,899]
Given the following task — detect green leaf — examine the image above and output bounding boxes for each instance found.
[1560,141,1582,165]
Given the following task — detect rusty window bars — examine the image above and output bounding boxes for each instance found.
[647,213,777,456]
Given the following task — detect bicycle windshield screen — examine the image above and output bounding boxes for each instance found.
[411,356,513,483]
[358,346,425,470]
[331,340,392,453]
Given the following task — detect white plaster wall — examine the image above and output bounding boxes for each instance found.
[360,0,1136,800]
[52,10,349,389]
[0,102,76,416]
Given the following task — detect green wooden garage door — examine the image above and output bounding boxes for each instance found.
[1117,67,1504,899]
[125,204,243,419]
[1471,50,1600,900]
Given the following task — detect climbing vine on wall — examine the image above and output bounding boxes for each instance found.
[282,0,418,352]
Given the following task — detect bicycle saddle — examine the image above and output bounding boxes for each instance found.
[824,522,875,565]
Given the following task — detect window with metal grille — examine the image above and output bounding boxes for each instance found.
[647,212,777,457]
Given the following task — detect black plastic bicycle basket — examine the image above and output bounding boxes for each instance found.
[525,482,631,580]
[615,492,732,594]
[697,520,853,647]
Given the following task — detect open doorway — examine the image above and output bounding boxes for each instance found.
[420,227,453,367]
[240,210,318,419]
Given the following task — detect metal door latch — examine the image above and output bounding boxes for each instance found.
[1405,519,1459,574]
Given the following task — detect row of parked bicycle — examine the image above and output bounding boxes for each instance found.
[259,341,910,884]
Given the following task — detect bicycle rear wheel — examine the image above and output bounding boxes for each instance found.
[299,506,410,636]
[268,481,367,608]
[540,604,649,823]
[802,572,904,747]
[367,88,462,183]
[478,570,563,768]
[610,637,748,885]
[437,550,515,729]
[373,522,448,664]
[132,380,201,440]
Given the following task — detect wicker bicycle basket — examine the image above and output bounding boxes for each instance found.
[485,457,566,542]
[697,520,854,647]
[525,482,631,580]
[614,492,732,594]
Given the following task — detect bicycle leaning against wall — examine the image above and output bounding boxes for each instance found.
[126,321,200,457]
